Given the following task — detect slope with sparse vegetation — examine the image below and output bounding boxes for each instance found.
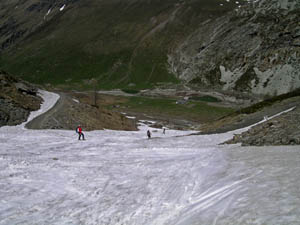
[0,0,240,90]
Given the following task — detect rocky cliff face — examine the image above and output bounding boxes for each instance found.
[168,0,300,96]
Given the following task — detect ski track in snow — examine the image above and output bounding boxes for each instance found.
[0,90,300,225]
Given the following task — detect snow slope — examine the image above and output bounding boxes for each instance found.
[0,91,300,225]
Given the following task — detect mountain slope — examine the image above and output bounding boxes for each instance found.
[168,0,300,96]
[1,0,299,96]
[0,0,241,89]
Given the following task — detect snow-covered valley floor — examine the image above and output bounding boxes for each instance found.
[0,91,300,225]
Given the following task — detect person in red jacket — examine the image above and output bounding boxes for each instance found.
[76,125,85,140]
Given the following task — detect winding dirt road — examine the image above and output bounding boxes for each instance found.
[26,92,65,129]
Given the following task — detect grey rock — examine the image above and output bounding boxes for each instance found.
[0,71,42,127]
[15,82,38,96]
[292,38,300,47]
[0,98,29,126]
[168,0,300,97]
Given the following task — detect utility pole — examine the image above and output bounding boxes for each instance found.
[91,78,98,108]
[94,83,97,107]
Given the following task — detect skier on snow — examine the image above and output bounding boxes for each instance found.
[147,130,151,139]
[76,125,85,140]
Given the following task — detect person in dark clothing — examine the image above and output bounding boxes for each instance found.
[147,130,151,139]
[76,125,85,140]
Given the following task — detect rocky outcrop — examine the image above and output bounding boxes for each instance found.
[168,0,300,97]
[0,98,30,126]
[0,70,42,126]
[223,97,300,146]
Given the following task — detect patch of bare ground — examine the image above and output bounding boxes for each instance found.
[26,91,137,131]
[195,95,300,146]
[200,96,300,135]
[224,104,300,146]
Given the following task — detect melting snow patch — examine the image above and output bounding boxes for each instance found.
[44,8,52,19]
[24,90,60,127]
[46,8,51,16]
[139,120,157,125]
[60,4,66,11]
[72,98,79,103]
[126,116,136,119]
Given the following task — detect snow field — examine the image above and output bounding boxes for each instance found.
[0,90,300,225]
